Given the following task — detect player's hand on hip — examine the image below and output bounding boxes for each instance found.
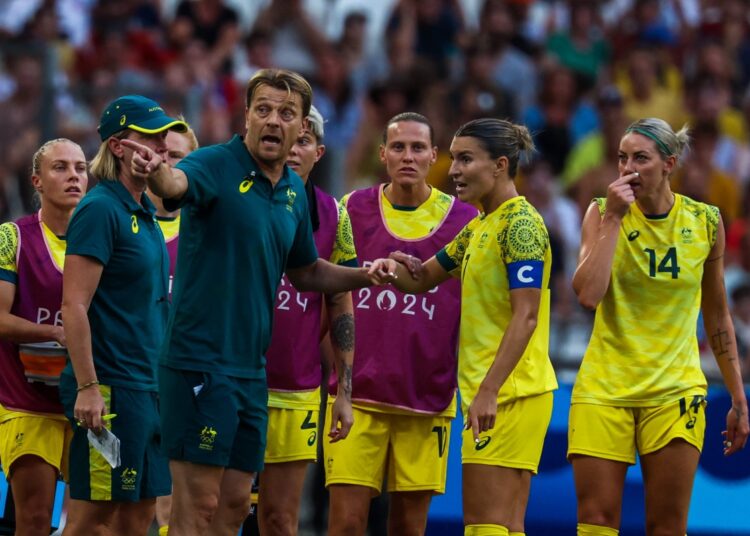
[368,258,399,285]
[605,172,639,218]
[389,250,424,280]
[121,139,165,179]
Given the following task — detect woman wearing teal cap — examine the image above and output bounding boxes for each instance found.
[59,95,186,535]
[568,117,749,536]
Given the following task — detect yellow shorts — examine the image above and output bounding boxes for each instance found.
[462,392,553,474]
[323,404,451,494]
[567,394,707,464]
[264,407,319,464]
[0,414,72,479]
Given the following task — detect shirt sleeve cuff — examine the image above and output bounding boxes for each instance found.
[436,249,457,272]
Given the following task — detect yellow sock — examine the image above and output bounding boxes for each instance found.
[158,526,169,536]
[465,524,509,536]
[577,523,619,536]
[509,532,525,536]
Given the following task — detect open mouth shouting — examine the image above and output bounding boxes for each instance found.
[261,134,282,149]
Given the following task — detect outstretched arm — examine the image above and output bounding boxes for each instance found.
[121,139,188,201]
[287,258,386,294]
[368,254,451,294]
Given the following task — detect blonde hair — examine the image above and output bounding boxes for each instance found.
[175,115,199,151]
[624,118,691,163]
[89,130,129,181]
[32,138,82,175]
[306,105,325,142]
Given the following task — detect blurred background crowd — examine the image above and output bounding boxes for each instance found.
[1,0,749,382]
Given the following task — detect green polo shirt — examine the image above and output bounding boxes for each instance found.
[64,180,169,391]
[164,135,318,378]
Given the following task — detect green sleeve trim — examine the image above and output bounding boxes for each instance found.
[436,249,457,272]
[0,268,17,285]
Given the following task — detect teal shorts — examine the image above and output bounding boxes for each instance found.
[159,365,268,472]
[59,373,171,501]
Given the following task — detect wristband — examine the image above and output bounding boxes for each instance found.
[77,380,99,392]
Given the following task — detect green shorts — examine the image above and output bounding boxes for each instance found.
[159,365,267,472]
[59,374,171,501]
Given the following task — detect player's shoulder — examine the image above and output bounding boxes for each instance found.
[0,221,18,246]
[677,194,719,224]
[499,196,546,227]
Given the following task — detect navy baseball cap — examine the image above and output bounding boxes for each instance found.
[98,95,187,141]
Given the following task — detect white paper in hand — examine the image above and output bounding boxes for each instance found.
[87,428,121,468]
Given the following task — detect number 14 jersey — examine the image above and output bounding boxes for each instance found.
[573,194,720,407]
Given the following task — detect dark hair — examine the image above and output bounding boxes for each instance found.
[382,112,434,145]
[454,118,535,178]
[245,68,312,117]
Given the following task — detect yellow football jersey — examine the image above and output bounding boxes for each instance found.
[156,214,180,241]
[341,186,455,240]
[572,194,718,406]
[329,202,357,266]
[0,220,66,275]
[437,196,558,413]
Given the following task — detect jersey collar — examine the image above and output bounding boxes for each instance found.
[100,179,157,216]
[228,134,295,188]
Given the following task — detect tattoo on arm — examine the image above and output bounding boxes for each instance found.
[331,313,354,353]
[340,364,353,400]
[733,406,745,420]
[710,328,734,360]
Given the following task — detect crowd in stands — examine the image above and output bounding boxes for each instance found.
[0,0,749,380]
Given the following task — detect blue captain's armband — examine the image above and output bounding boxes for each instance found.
[507,260,544,289]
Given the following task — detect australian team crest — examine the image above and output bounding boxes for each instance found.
[286,187,296,212]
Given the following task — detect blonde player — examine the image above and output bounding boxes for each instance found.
[569,118,749,535]
[0,139,87,535]
[370,118,558,536]
[259,106,356,535]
